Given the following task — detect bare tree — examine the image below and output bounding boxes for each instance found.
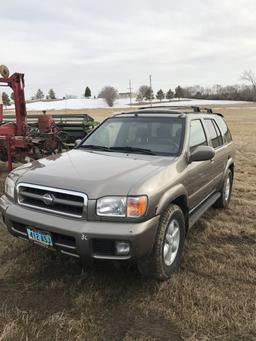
[64,94,77,99]
[241,70,256,95]
[136,85,152,102]
[98,86,118,107]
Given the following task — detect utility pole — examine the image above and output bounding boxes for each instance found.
[64,96,67,115]
[128,79,133,106]
[149,74,152,107]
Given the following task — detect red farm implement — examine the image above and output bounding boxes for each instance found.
[0,65,98,172]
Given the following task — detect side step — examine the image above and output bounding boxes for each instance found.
[189,192,221,228]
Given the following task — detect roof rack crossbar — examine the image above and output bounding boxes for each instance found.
[191,106,201,112]
[202,108,213,114]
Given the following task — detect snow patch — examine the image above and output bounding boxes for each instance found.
[9,98,245,111]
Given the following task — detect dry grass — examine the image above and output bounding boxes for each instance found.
[0,105,256,340]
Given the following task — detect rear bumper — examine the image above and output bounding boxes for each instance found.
[0,195,159,261]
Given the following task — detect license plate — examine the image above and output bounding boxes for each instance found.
[27,228,53,248]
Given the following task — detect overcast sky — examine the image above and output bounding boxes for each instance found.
[1,0,256,98]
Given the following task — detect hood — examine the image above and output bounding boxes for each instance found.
[18,150,176,198]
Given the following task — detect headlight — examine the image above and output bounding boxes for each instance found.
[97,196,147,218]
[97,197,127,217]
[4,176,15,199]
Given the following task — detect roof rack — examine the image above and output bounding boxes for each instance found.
[115,106,224,118]
[139,105,213,113]
[139,105,192,111]
[138,105,224,116]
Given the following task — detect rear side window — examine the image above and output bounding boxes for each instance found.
[204,119,223,148]
[214,116,232,143]
[189,120,207,152]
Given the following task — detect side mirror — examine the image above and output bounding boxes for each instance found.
[189,146,215,163]
[75,139,82,147]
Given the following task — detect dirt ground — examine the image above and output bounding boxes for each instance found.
[0,105,255,340]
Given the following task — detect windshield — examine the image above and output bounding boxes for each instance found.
[80,116,185,156]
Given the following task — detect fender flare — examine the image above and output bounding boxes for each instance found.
[222,158,235,183]
[155,184,188,216]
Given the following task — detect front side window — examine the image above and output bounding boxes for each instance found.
[204,119,223,148]
[80,116,185,156]
[189,119,207,152]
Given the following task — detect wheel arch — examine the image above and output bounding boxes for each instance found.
[156,184,189,231]
[223,158,235,184]
[229,162,235,177]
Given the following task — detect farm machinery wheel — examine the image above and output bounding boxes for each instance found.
[0,65,10,78]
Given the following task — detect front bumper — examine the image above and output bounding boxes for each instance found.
[0,195,159,261]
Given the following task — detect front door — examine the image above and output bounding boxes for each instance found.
[187,119,215,209]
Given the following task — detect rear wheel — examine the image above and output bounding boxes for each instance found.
[214,169,233,209]
[137,204,186,281]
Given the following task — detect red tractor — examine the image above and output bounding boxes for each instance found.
[0,65,63,171]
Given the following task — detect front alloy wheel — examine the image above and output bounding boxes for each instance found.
[138,204,186,281]
[163,219,180,266]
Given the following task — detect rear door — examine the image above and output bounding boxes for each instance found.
[203,118,227,191]
[187,119,216,209]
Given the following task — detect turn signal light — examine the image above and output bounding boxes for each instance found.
[127,196,147,217]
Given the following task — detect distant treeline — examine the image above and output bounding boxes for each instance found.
[177,84,256,102]
[2,70,255,107]
[136,83,256,103]
[136,70,256,103]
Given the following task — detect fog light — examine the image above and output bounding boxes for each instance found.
[115,241,130,256]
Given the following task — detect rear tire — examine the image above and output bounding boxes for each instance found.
[214,169,233,209]
[137,204,186,281]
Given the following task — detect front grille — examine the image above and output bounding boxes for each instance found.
[17,183,87,218]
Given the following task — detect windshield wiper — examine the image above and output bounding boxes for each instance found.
[79,144,112,152]
[109,146,156,155]
[79,145,156,155]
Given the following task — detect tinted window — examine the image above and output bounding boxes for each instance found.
[212,120,224,146]
[214,116,232,143]
[189,120,207,152]
[204,119,223,148]
[81,117,185,156]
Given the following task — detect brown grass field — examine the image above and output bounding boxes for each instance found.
[0,105,255,340]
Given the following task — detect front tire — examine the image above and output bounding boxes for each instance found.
[138,204,186,281]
